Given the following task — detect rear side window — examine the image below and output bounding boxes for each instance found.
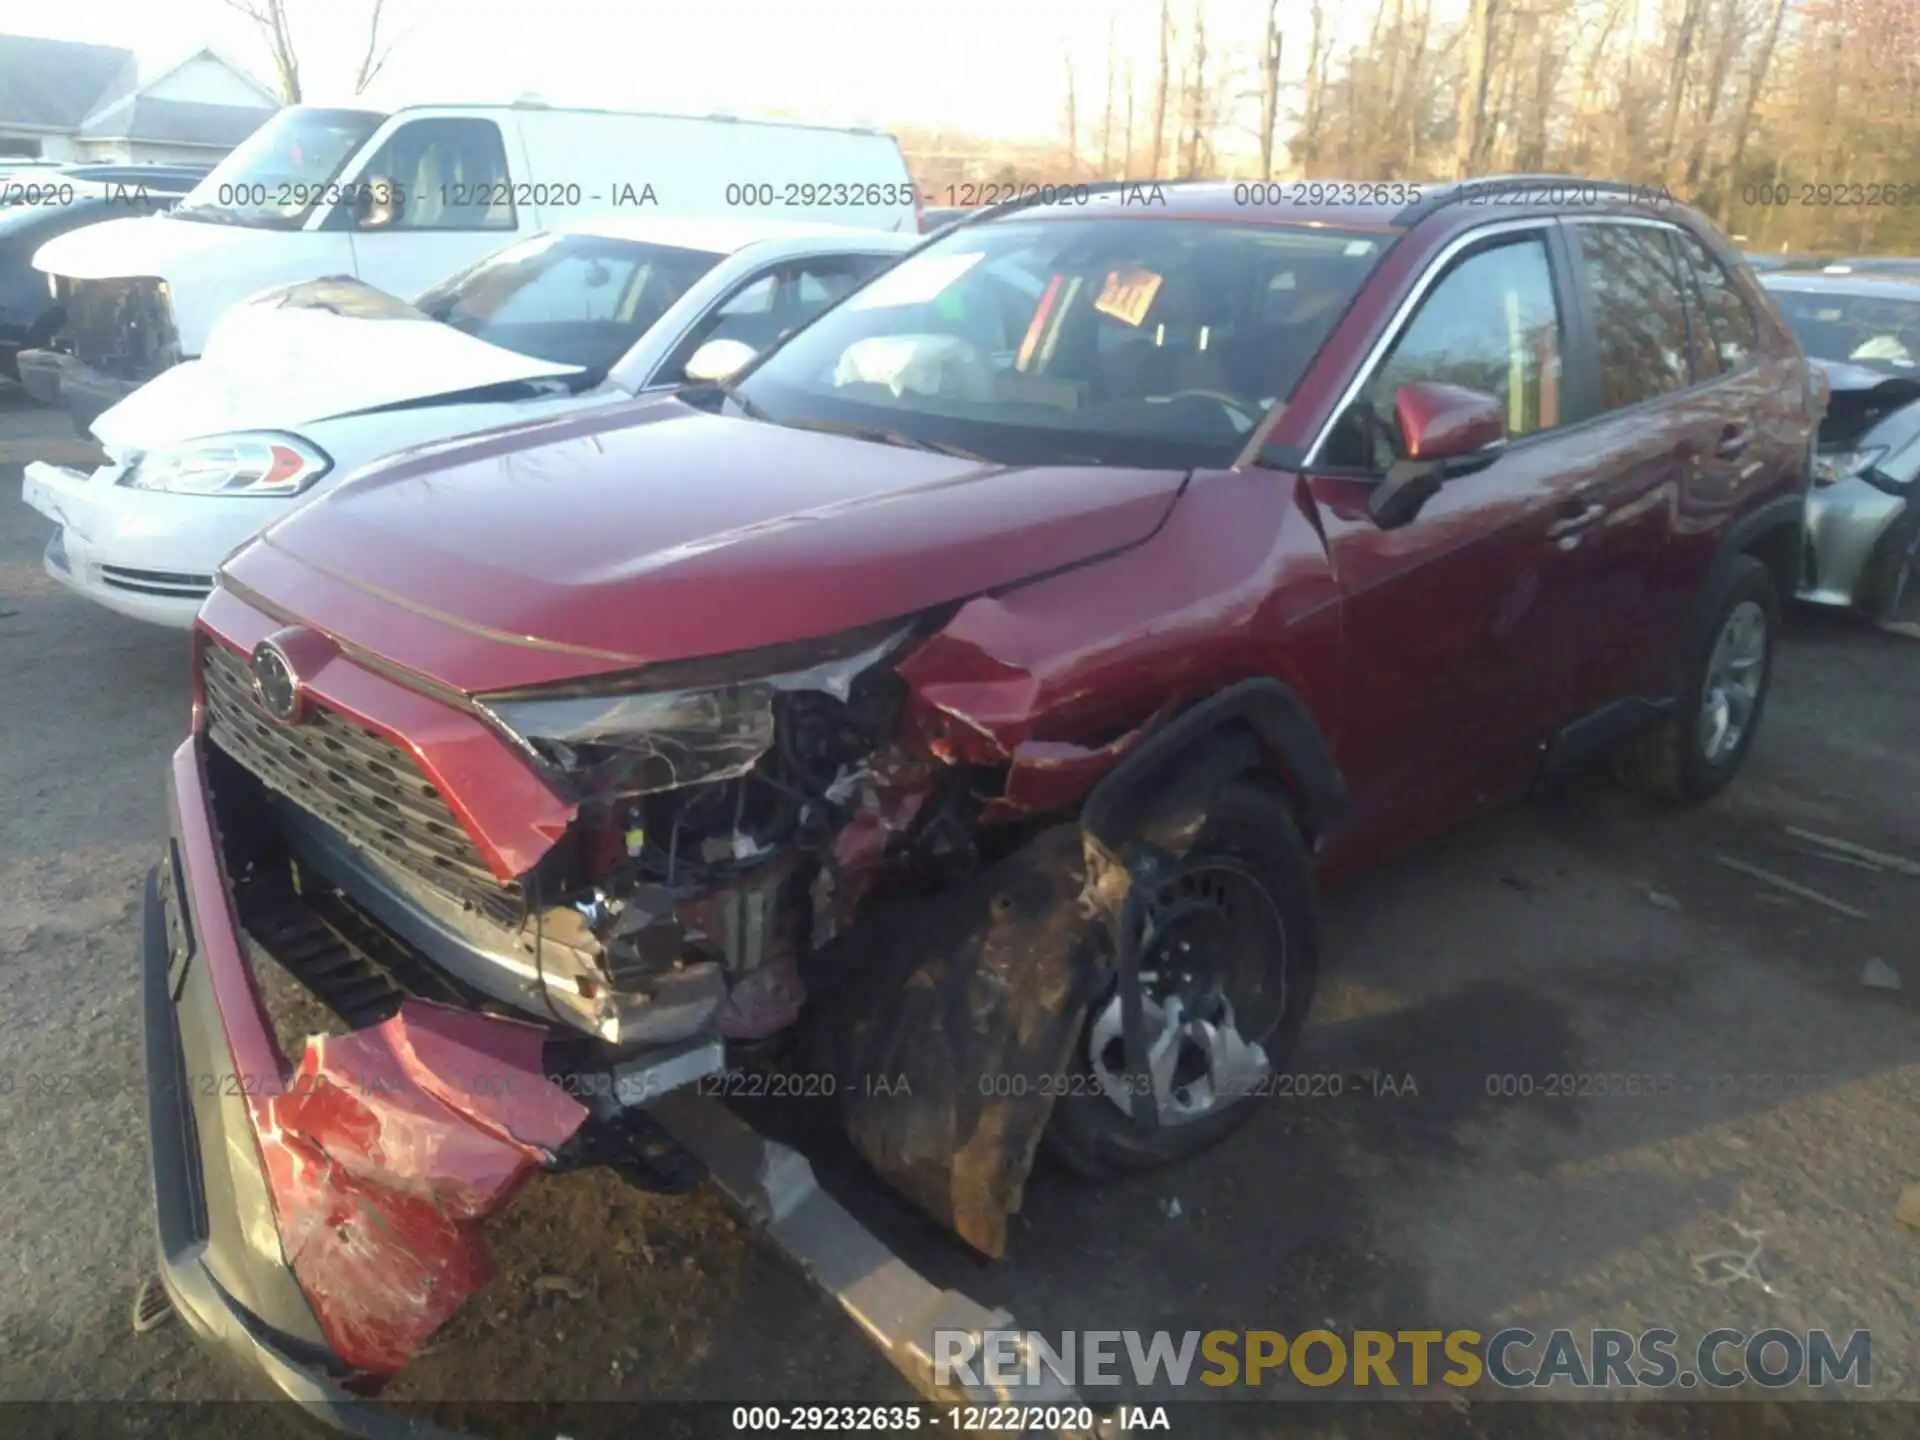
[1577,223,1692,408]
[657,254,892,383]
[1322,233,1563,468]
[1674,230,1759,375]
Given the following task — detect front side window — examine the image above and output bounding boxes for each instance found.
[173,107,385,230]
[1320,234,1563,470]
[355,117,514,232]
[734,217,1392,468]
[1579,223,1693,408]
[413,234,723,373]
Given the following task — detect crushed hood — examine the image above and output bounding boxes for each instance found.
[1814,358,1920,449]
[31,211,260,280]
[223,396,1188,693]
[91,278,583,450]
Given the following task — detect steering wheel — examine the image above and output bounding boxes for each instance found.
[1164,389,1261,433]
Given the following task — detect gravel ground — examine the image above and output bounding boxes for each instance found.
[0,383,1914,1437]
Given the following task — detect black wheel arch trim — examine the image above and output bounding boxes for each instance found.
[1080,677,1349,850]
[1699,492,1804,635]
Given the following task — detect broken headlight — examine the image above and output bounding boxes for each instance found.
[1813,445,1887,487]
[478,621,914,798]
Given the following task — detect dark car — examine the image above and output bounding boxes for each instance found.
[54,161,212,192]
[145,177,1812,1417]
[1806,256,1920,278]
[921,204,979,229]
[1761,271,1920,616]
[1763,270,1920,376]
[1743,251,1830,273]
[0,186,181,381]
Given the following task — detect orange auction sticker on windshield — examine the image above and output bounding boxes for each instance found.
[1094,268,1163,326]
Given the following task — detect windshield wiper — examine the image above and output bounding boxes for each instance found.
[716,378,769,421]
[785,416,988,461]
[168,204,242,226]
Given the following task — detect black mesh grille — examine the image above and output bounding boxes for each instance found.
[201,642,524,928]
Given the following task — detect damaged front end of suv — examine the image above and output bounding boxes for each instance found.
[171,586,1150,1408]
[147,205,1373,1418]
[463,620,950,1053]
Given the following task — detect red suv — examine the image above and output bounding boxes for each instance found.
[147,179,1813,1411]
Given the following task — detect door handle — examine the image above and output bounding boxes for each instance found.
[1546,501,1606,538]
[1715,424,1753,459]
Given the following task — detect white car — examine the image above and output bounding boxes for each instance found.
[21,103,921,429]
[22,216,918,627]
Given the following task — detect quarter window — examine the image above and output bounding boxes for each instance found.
[1323,233,1563,468]
[355,117,514,231]
[1578,223,1693,407]
[1674,230,1759,373]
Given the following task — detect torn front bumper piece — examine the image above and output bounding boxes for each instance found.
[832,827,1108,1258]
[148,731,592,1390]
[149,734,1111,1433]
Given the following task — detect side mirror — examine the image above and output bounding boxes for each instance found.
[1366,381,1507,530]
[1396,380,1507,463]
[683,337,759,384]
[355,175,404,230]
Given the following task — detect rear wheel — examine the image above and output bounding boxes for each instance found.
[1615,555,1779,804]
[1044,781,1318,1178]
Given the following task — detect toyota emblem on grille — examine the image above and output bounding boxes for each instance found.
[250,639,305,723]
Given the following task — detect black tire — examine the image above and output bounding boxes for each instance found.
[1615,554,1780,804]
[1044,779,1319,1179]
[1856,502,1920,624]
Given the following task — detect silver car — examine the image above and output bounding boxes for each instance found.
[1763,272,1920,620]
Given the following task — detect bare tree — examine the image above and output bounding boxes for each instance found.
[1715,0,1788,223]
[353,0,405,95]
[1681,0,1747,192]
[1181,3,1210,176]
[1568,0,1631,171]
[1063,52,1080,177]
[1149,0,1172,177]
[1513,0,1569,171]
[1453,0,1503,176]
[1657,0,1704,180]
[1401,0,1437,174]
[223,0,301,102]
[1299,0,1331,176]
[1101,20,1117,178]
[1123,60,1136,176]
[1258,0,1284,180]
[224,0,414,103]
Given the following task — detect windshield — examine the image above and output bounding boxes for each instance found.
[173,107,384,230]
[733,216,1392,467]
[1770,286,1920,373]
[413,233,725,374]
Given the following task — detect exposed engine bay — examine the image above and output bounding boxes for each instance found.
[52,274,182,380]
[476,623,984,1055]
[200,603,1213,1275]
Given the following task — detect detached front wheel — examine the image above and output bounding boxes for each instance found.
[1044,781,1318,1178]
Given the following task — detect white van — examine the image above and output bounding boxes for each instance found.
[22,102,923,427]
